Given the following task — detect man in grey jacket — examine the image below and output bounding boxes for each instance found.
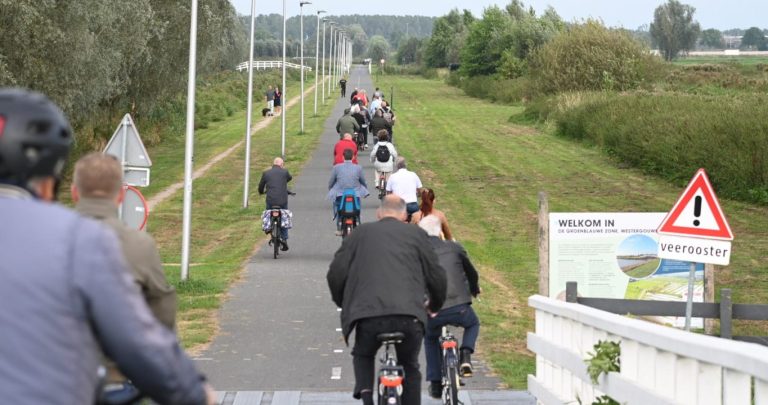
[418,215,481,399]
[328,149,369,235]
[0,89,213,405]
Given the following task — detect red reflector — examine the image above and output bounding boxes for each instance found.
[345,218,353,224]
[345,197,354,202]
[271,211,280,216]
[380,375,403,388]
[0,116,5,138]
[441,340,458,349]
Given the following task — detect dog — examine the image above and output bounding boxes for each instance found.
[261,108,274,117]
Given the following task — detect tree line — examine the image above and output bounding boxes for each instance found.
[0,0,247,128]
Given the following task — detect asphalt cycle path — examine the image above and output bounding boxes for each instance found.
[196,65,533,404]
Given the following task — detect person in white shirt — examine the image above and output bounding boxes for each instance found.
[369,130,398,189]
[386,156,423,221]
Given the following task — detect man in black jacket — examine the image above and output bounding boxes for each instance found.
[417,215,481,398]
[327,195,447,405]
[258,157,292,250]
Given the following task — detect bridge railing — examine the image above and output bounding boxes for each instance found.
[527,294,768,405]
[235,61,312,72]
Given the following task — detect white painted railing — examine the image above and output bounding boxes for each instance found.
[527,294,768,405]
[235,60,312,72]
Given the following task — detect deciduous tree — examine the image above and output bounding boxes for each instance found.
[649,0,701,61]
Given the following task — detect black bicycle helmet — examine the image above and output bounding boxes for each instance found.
[0,89,73,183]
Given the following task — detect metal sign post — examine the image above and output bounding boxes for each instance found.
[657,168,734,331]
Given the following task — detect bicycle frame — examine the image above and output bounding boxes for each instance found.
[439,327,462,405]
[269,208,282,259]
[378,337,405,405]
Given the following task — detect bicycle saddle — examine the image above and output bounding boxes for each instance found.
[377,332,405,343]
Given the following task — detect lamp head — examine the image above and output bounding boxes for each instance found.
[300,1,311,6]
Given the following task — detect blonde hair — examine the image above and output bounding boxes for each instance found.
[73,153,123,198]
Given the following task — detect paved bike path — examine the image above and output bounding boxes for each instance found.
[196,65,532,403]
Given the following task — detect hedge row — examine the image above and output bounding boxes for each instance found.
[526,91,768,204]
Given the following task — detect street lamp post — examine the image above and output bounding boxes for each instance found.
[243,0,256,208]
[314,10,325,115]
[321,18,327,104]
[281,0,287,158]
[299,1,311,134]
[328,22,335,99]
[181,0,199,281]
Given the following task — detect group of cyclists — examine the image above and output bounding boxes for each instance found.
[0,76,482,405]
[326,80,483,404]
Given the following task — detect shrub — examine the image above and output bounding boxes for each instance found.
[542,91,768,204]
[530,20,663,94]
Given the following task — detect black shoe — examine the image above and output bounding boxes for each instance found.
[429,381,442,399]
[280,240,289,251]
[460,348,473,377]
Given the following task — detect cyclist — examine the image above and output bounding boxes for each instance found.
[334,133,359,165]
[369,109,392,143]
[72,152,177,390]
[410,188,454,241]
[327,195,447,405]
[369,130,397,189]
[385,156,423,221]
[0,89,214,404]
[336,107,360,138]
[328,148,369,235]
[418,215,481,398]
[258,157,293,251]
[351,104,371,149]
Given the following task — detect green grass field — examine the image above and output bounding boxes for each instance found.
[623,258,661,279]
[373,74,768,388]
[673,55,768,66]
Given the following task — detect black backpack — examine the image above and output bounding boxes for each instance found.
[375,144,391,163]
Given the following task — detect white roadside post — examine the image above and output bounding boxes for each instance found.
[314,10,325,115]
[280,0,287,158]
[299,1,311,134]
[657,168,734,331]
[181,0,199,281]
[321,18,327,104]
[243,0,257,208]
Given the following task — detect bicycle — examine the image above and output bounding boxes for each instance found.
[439,326,463,405]
[267,192,294,259]
[356,126,367,151]
[377,172,387,200]
[377,332,405,405]
[339,194,359,239]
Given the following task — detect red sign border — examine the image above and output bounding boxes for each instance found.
[657,168,734,240]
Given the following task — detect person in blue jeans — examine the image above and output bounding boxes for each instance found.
[259,157,292,250]
[418,215,482,399]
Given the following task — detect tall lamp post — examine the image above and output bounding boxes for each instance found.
[328,22,336,99]
[280,0,287,157]
[314,10,325,115]
[299,1,311,134]
[242,0,257,208]
[321,18,328,104]
[181,0,199,281]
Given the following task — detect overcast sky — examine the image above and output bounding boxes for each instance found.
[230,0,766,30]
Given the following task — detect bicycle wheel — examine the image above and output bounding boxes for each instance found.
[443,351,460,405]
[378,386,401,405]
[272,223,280,259]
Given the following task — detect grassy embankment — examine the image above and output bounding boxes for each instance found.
[373,74,768,388]
[136,73,334,350]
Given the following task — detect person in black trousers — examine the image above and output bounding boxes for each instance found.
[339,77,347,97]
[327,195,447,405]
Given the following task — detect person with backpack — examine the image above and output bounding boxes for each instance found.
[369,130,398,189]
[380,100,396,142]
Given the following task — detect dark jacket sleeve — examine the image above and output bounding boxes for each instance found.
[458,245,480,296]
[286,170,292,183]
[327,235,356,307]
[417,232,447,313]
[258,172,267,195]
[336,118,342,133]
[73,221,205,405]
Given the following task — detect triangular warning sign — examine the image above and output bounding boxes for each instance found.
[103,114,152,168]
[657,168,733,240]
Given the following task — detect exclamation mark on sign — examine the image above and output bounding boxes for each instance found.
[693,195,702,226]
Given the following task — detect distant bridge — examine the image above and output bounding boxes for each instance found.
[235,60,312,72]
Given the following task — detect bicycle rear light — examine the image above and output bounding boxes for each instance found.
[271,211,280,217]
[379,375,403,388]
[345,218,353,225]
[441,340,458,349]
[0,116,5,138]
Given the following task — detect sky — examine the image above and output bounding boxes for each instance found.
[230,0,766,31]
